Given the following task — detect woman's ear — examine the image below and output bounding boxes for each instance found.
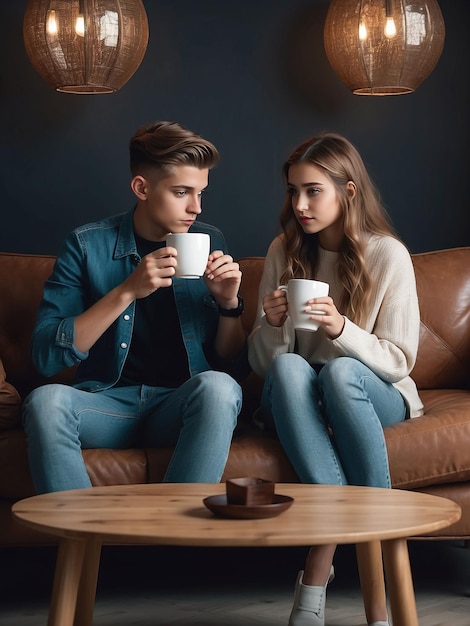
[130,175,147,200]
[346,181,357,199]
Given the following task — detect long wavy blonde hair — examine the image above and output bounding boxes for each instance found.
[279,132,397,326]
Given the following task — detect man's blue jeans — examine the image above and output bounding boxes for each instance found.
[261,354,406,487]
[22,371,241,494]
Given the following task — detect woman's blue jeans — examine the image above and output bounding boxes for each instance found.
[22,371,241,494]
[261,354,406,487]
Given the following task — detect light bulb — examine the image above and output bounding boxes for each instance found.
[75,15,85,37]
[46,10,58,35]
[384,16,397,38]
[359,21,368,41]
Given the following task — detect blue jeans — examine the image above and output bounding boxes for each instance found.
[22,371,241,494]
[261,354,406,487]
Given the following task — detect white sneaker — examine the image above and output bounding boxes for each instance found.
[288,566,335,626]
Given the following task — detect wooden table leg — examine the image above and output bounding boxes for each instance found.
[48,537,86,626]
[356,540,387,625]
[382,538,419,626]
[73,536,102,626]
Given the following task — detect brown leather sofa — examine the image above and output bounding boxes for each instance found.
[1,248,469,546]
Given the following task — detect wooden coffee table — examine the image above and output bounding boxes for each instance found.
[12,483,460,626]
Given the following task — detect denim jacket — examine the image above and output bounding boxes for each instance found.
[31,209,249,391]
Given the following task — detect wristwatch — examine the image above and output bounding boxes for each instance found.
[217,295,244,318]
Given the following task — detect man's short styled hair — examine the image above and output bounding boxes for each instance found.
[129,120,220,178]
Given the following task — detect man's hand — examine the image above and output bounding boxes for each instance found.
[204,250,241,309]
[122,247,177,300]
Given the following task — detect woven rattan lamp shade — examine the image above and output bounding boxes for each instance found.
[23,0,149,94]
[324,0,445,95]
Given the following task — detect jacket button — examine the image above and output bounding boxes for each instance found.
[123,314,130,321]
[120,342,128,349]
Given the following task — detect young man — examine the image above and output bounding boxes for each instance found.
[22,120,249,494]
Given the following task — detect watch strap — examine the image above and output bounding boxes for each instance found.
[217,295,244,317]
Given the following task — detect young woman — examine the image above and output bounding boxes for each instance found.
[248,132,423,626]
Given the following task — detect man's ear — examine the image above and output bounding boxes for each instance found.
[130,175,147,200]
[346,181,357,199]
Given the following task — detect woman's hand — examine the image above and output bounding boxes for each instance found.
[305,296,345,338]
[263,289,288,327]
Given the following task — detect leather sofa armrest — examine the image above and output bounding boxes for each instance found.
[0,359,21,430]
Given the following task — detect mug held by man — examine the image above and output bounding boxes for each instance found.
[278,279,329,331]
[166,233,210,278]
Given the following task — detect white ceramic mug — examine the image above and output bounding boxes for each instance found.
[166,233,210,278]
[278,278,329,331]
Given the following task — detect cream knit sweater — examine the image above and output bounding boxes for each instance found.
[248,234,424,418]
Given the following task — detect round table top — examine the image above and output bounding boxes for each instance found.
[12,483,461,547]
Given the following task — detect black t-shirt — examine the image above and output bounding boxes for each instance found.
[119,236,190,387]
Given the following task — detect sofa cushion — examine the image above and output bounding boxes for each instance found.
[386,389,470,489]
[0,428,150,500]
[0,358,21,430]
[411,248,470,389]
[0,252,75,399]
[84,448,149,486]
[0,429,35,498]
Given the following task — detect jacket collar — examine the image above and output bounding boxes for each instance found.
[114,208,138,259]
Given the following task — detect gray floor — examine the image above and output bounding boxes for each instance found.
[0,540,469,625]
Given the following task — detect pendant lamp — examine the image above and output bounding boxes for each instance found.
[324,0,445,95]
[23,0,149,94]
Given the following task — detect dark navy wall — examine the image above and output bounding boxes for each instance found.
[1,0,468,259]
